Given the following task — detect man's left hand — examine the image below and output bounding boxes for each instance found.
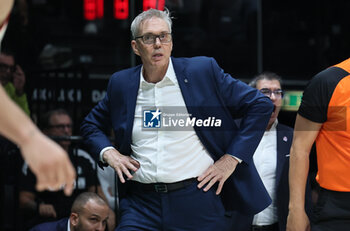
[197,154,238,195]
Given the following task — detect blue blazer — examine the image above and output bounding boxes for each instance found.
[81,56,274,215]
[29,218,68,231]
[231,123,312,231]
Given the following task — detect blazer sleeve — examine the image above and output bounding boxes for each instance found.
[210,58,273,163]
[80,77,114,162]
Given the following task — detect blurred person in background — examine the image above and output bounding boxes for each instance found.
[0,50,30,115]
[231,72,312,231]
[29,192,110,231]
[19,109,115,230]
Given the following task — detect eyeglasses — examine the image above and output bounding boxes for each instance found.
[260,88,284,98]
[49,124,72,130]
[135,32,172,45]
[0,63,16,73]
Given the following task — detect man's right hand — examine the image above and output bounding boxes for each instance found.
[103,149,140,183]
[38,203,57,218]
[286,208,310,231]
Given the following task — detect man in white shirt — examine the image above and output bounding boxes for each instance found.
[81,9,274,231]
[250,72,288,231]
[232,72,311,231]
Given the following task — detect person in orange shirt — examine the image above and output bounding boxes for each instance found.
[287,58,350,231]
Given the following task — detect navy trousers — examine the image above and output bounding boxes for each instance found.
[116,181,233,231]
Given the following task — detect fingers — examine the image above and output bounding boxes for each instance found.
[55,162,66,190]
[125,159,139,172]
[114,163,136,183]
[203,176,219,192]
[107,153,140,183]
[36,176,61,192]
[35,164,59,191]
[197,158,235,195]
[216,181,224,195]
[129,158,141,169]
[35,174,50,192]
[63,162,76,196]
[116,168,126,183]
[120,164,134,180]
[112,161,133,183]
[197,168,211,188]
[197,167,218,191]
[35,159,76,196]
[64,181,75,196]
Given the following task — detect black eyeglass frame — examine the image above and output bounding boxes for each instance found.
[259,88,284,98]
[134,32,172,45]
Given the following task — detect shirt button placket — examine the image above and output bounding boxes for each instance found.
[154,84,161,180]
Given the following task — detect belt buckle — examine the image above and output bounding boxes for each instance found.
[154,184,168,193]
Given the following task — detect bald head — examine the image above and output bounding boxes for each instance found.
[70,192,110,231]
[71,192,107,214]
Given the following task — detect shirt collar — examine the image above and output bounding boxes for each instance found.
[140,58,177,89]
[266,119,278,132]
[67,218,71,231]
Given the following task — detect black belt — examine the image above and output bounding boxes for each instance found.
[129,178,197,193]
[251,223,279,231]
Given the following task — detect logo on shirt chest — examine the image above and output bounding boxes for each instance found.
[142,107,222,130]
[143,109,162,128]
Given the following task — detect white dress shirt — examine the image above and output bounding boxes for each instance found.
[97,166,116,209]
[129,59,214,183]
[252,120,278,226]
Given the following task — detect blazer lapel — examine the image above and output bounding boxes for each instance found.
[276,124,288,186]
[59,218,69,231]
[125,66,141,147]
[172,57,195,110]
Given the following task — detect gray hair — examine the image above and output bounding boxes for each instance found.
[249,71,283,88]
[130,8,172,39]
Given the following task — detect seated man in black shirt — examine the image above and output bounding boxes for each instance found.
[18,109,114,230]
